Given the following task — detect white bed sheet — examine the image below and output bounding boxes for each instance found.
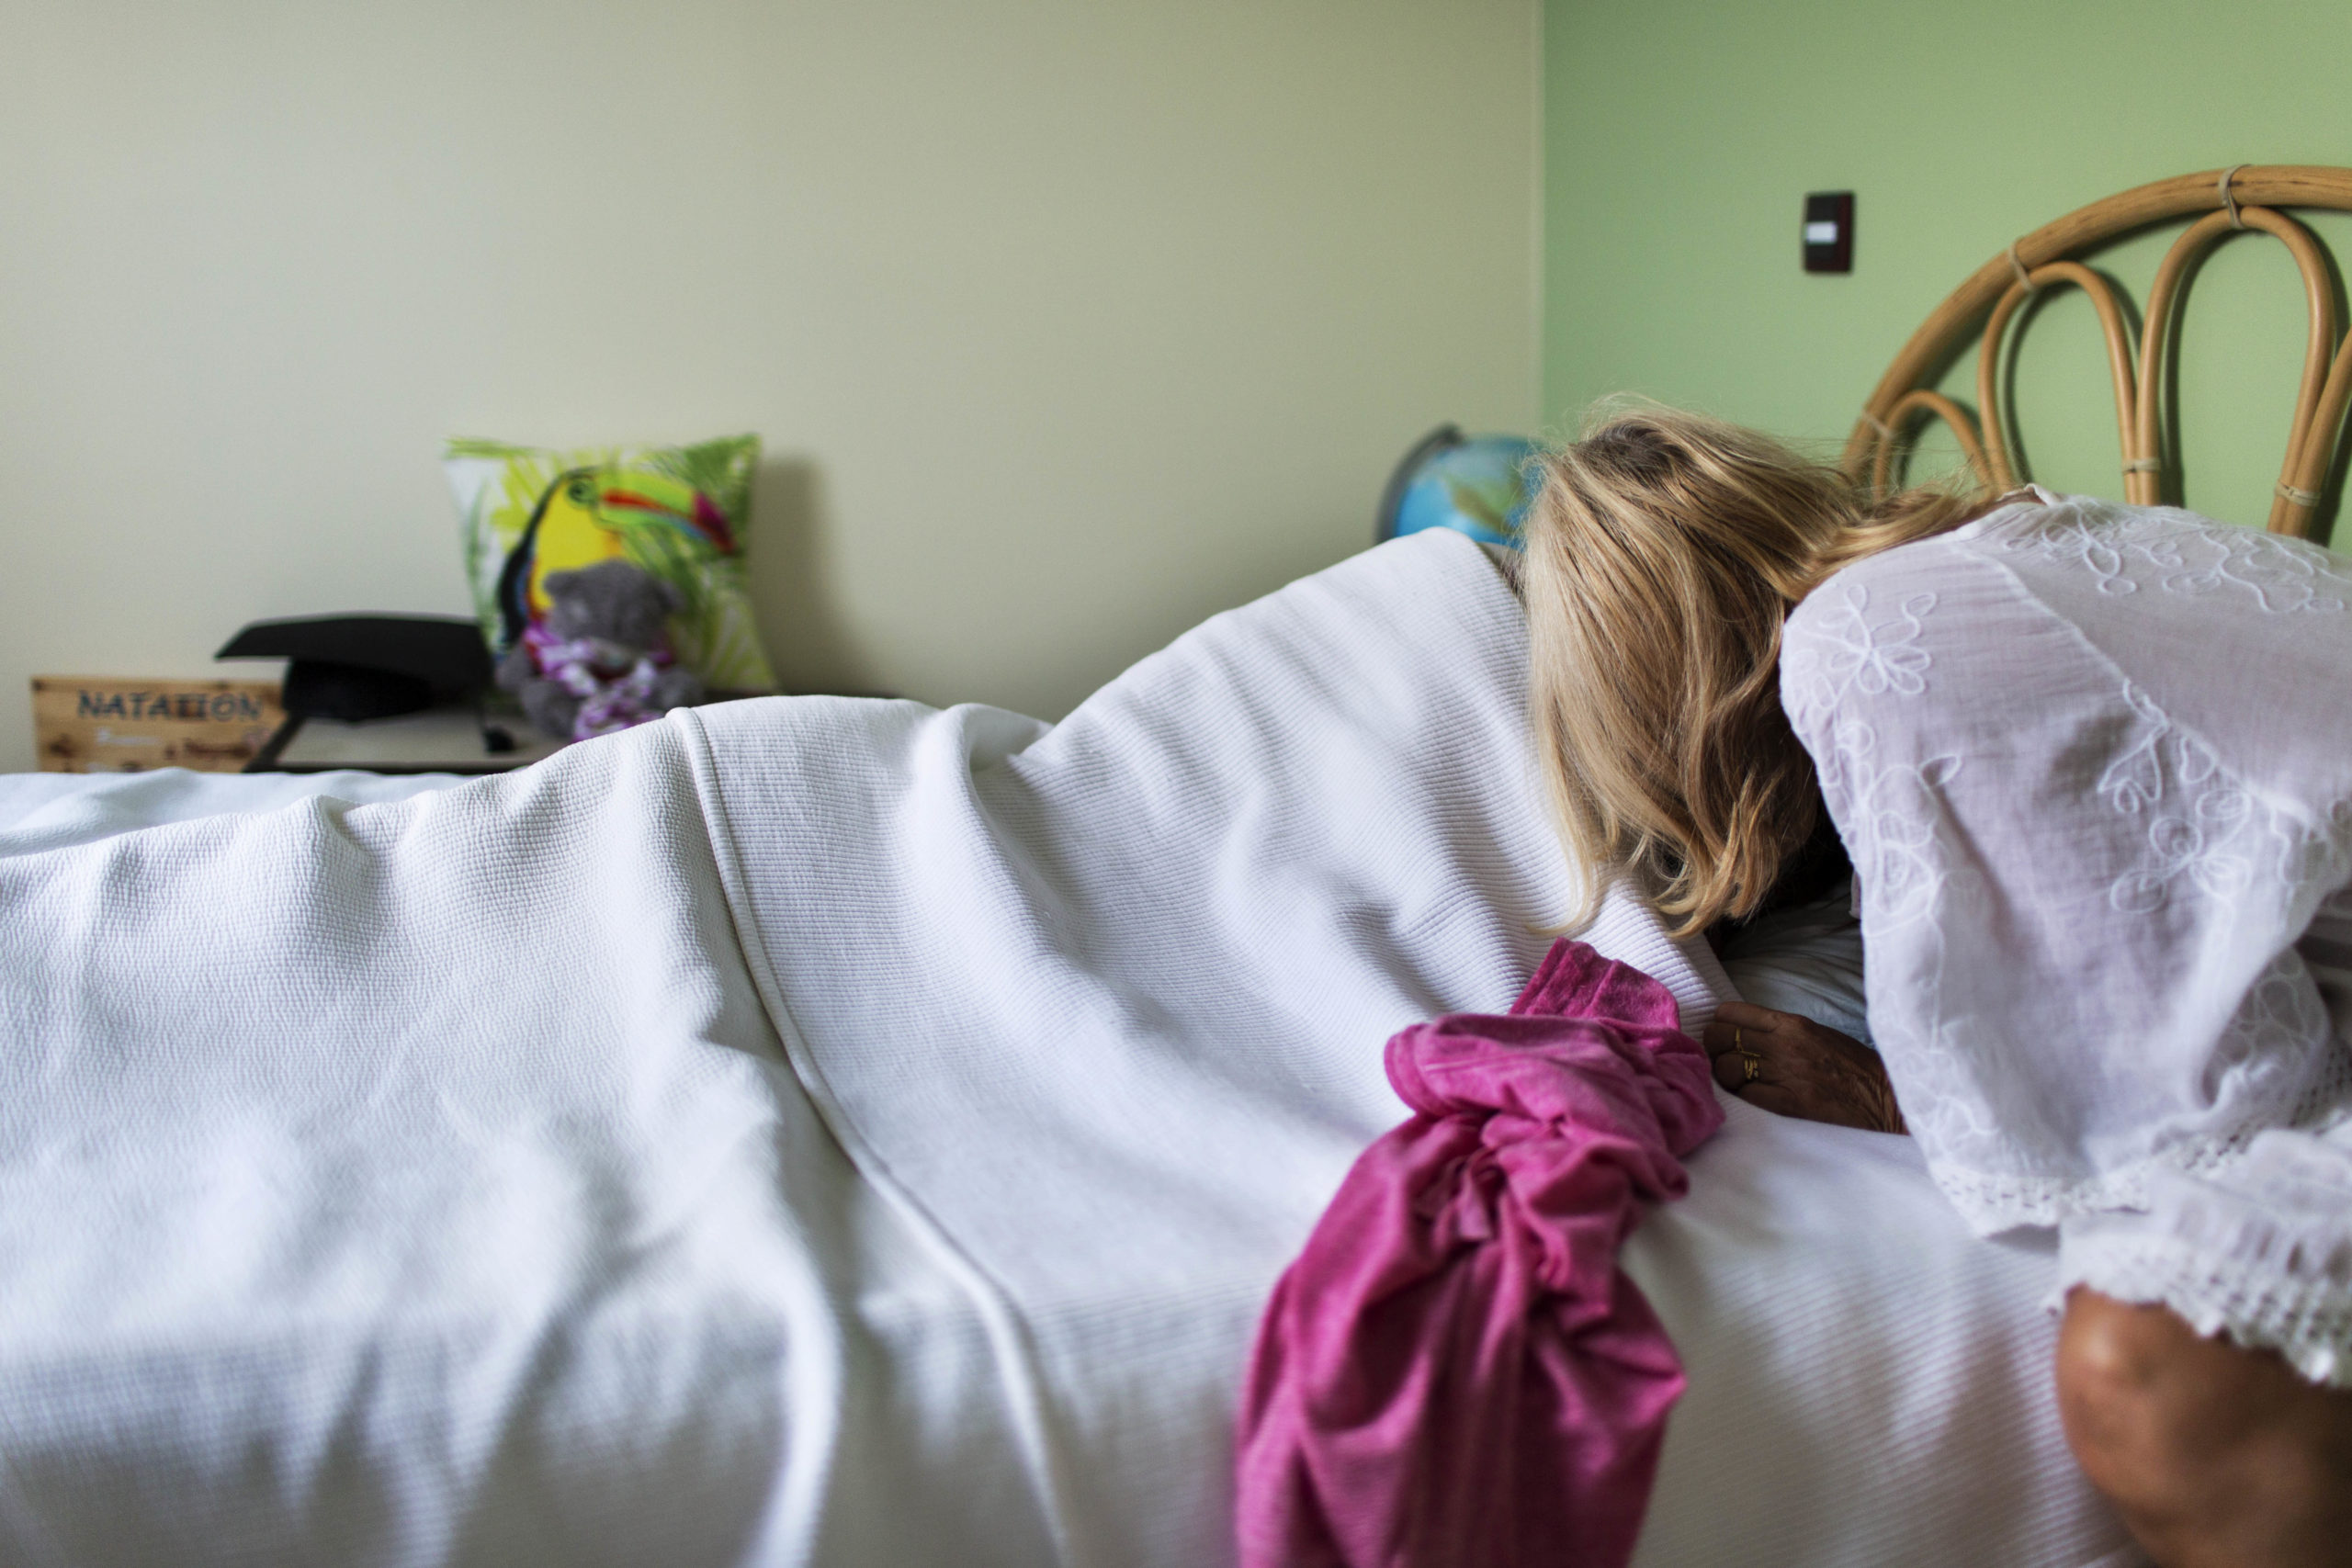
[0,535,2139,1568]
[0,756,1046,1568]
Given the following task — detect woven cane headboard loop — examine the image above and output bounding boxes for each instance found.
[2135,204,2336,526]
[1977,260,2137,495]
[1845,165,2352,539]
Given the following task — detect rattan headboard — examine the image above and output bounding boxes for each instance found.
[1841,165,2352,539]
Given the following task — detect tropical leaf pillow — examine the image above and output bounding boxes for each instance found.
[444,434,776,693]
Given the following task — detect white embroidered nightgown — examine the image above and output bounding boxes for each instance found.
[1781,488,2352,1385]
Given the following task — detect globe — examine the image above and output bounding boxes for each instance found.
[1381,430,1540,548]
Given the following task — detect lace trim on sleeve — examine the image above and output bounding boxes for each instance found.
[1930,1035,2352,1232]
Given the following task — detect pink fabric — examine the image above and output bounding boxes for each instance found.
[1235,940,1724,1568]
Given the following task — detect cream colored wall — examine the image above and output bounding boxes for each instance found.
[0,0,1541,772]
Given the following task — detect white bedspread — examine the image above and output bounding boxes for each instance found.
[0,531,2136,1567]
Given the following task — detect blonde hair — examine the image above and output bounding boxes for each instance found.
[1521,402,1987,938]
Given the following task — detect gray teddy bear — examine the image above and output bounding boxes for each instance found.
[495,559,705,741]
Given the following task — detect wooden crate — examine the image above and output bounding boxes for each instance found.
[32,676,286,773]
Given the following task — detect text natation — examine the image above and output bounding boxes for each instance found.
[32,677,286,774]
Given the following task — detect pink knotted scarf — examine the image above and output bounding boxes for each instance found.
[1236,939,1724,1568]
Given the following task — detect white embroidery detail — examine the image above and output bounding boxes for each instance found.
[1784,496,2352,1231]
[2099,682,2259,912]
[1995,499,2352,614]
[1781,582,1938,738]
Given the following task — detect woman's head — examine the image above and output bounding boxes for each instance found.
[1521,402,1981,937]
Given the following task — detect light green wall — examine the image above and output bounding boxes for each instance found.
[1544,0,2352,535]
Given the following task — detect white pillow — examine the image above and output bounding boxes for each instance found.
[1716,890,1870,1044]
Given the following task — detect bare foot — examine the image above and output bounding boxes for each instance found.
[1701,1001,1905,1134]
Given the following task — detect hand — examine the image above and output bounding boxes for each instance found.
[1702,1000,1906,1134]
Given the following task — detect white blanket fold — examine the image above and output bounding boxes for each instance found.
[684,533,1714,1563]
[2,727,895,1565]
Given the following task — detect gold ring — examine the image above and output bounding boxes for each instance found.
[1742,1054,1763,1084]
[1735,1025,1743,1051]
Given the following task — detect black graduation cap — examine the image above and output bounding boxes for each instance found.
[216,615,493,722]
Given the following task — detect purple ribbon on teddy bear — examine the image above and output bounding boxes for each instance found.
[520,624,680,739]
[494,559,705,743]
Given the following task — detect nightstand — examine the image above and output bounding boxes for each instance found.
[246,705,564,774]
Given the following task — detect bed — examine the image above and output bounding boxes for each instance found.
[6,166,2350,1568]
